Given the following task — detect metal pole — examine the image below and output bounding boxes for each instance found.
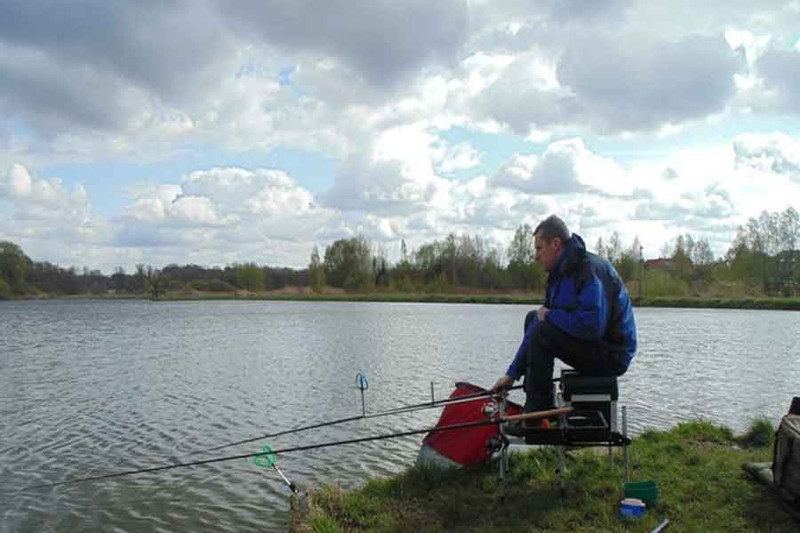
[622,405,630,484]
[651,519,669,532]
[639,245,644,298]
[272,464,299,494]
[650,518,669,533]
[498,395,507,481]
[356,373,369,417]
[430,381,435,404]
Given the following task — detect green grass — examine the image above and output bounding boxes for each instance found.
[292,421,798,532]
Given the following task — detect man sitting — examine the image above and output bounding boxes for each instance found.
[492,215,637,423]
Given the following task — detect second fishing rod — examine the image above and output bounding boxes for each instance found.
[194,375,530,455]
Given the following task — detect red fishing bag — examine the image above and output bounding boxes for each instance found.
[420,382,522,466]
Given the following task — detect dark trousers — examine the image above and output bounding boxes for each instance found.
[523,311,626,412]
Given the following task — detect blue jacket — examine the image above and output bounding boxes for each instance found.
[506,234,637,379]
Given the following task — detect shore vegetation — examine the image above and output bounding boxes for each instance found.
[292,420,797,532]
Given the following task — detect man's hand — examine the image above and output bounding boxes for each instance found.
[537,306,549,322]
[491,374,514,393]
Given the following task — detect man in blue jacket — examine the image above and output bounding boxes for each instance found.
[492,215,637,416]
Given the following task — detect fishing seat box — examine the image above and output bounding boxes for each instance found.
[558,369,618,440]
[522,369,619,445]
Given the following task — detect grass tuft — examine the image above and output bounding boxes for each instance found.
[739,417,775,448]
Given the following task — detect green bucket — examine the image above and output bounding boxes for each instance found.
[623,481,658,507]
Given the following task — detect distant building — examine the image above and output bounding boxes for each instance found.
[644,258,677,271]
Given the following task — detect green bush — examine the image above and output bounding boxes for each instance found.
[310,516,341,532]
[234,263,265,291]
[190,278,236,292]
[164,279,185,292]
[644,269,689,297]
[27,284,43,296]
[0,277,10,299]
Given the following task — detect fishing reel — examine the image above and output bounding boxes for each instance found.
[482,401,497,418]
[482,391,505,418]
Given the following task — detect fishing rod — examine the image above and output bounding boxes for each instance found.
[23,407,570,492]
[192,382,525,456]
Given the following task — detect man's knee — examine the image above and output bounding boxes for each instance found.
[530,320,565,352]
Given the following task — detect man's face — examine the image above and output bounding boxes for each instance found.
[534,234,563,272]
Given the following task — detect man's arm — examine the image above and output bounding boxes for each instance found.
[491,313,539,391]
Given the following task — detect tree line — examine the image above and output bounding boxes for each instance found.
[1,207,798,299]
[0,246,307,299]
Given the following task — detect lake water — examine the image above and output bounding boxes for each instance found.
[1,300,798,532]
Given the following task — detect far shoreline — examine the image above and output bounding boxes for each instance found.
[8,290,800,311]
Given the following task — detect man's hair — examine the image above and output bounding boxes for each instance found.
[534,215,570,243]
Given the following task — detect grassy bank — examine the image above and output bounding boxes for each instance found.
[159,290,544,305]
[292,421,797,532]
[162,290,800,310]
[11,290,800,310]
[634,297,800,311]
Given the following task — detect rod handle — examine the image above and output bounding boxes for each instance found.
[503,407,571,423]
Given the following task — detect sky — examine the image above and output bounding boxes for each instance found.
[1,0,800,272]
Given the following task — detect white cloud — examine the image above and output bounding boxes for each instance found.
[460,52,516,96]
[526,129,553,143]
[1,164,32,197]
[625,141,800,247]
[471,50,568,135]
[0,164,118,269]
[492,138,624,195]
[126,198,166,222]
[324,125,445,213]
[169,196,238,227]
[111,166,346,266]
[179,167,320,219]
[0,163,88,210]
[733,132,800,180]
[436,142,481,173]
[725,29,771,66]
[466,31,743,136]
